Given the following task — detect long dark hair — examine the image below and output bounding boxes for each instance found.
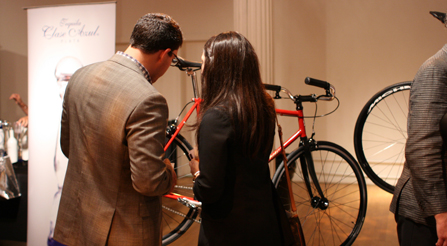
[197,31,276,158]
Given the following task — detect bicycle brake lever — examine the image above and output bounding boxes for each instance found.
[317,85,336,101]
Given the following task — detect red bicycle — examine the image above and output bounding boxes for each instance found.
[162,56,367,246]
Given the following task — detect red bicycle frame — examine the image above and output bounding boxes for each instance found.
[164,98,202,152]
[269,108,307,162]
[164,105,306,203]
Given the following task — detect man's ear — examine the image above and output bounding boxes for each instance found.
[159,48,172,61]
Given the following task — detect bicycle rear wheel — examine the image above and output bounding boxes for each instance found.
[354,81,411,193]
[272,141,367,246]
[162,134,200,245]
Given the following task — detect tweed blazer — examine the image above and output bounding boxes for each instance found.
[53,54,174,245]
[390,44,447,226]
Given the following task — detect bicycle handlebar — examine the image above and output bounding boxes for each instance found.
[264,84,282,93]
[305,77,330,90]
[305,77,335,101]
[264,77,336,102]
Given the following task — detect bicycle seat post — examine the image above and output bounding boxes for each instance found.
[187,68,200,99]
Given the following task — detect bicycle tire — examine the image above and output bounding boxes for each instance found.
[272,141,367,246]
[354,81,411,193]
[162,134,200,245]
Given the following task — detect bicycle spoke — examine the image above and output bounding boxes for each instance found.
[162,135,199,245]
[354,81,410,193]
[275,142,367,246]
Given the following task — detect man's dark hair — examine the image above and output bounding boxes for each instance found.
[130,13,183,54]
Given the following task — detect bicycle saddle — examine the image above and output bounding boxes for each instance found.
[430,11,447,26]
[172,56,201,71]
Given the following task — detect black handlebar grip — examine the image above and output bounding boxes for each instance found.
[264,84,281,92]
[299,95,317,102]
[305,77,331,90]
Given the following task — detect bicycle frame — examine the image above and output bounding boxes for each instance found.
[164,58,332,211]
[163,63,201,205]
[164,97,202,152]
[268,105,329,204]
[269,108,306,162]
[162,68,366,245]
[167,101,308,156]
[163,99,312,206]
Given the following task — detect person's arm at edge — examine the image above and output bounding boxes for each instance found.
[127,92,176,196]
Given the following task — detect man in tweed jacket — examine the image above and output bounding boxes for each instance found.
[52,13,182,245]
[390,15,447,244]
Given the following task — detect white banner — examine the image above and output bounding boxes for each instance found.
[26,2,116,245]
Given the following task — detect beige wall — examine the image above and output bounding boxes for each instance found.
[0,0,233,124]
[271,0,447,155]
[272,0,327,151]
[324,0,447,154]
[1,0,447,155]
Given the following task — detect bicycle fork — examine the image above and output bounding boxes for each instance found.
[299,138,329,210]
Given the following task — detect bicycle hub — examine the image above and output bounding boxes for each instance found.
[311,196,329,210]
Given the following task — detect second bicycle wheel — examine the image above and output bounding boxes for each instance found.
[354,81,411,193]
[273,141,367,246]
[162,134,200,245]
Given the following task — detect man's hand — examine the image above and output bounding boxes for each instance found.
[435,212,447,246]
[163,158,177,193]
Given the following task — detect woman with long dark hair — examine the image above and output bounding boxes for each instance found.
[189,31,294,245]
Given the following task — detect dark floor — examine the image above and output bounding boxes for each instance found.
[0,240,26,246]
[0,170,398,246]
[164,184,399,246]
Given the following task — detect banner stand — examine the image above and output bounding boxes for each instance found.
[25,3,116,245]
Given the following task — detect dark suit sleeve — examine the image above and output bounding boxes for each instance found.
[126,92,174,196]
[406,59,447,216]
[193,109,233,204]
